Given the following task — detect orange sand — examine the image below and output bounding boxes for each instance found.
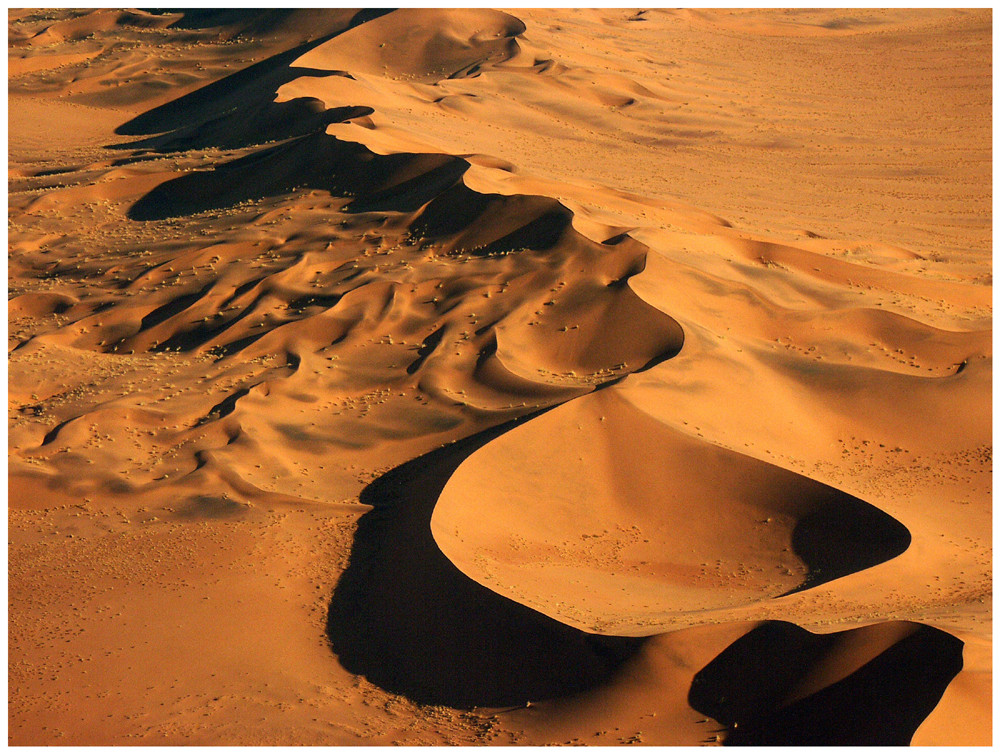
[8,8,991,745]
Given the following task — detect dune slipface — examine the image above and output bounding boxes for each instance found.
[8,8,991,747]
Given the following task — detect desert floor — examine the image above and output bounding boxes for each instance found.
[8,8,991,746]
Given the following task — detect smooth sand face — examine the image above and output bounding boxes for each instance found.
[8,8,991,746]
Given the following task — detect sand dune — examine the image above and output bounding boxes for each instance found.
[432,387,912,633]
[8,7,991,746]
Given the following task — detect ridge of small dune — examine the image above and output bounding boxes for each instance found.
[32,126,685,399]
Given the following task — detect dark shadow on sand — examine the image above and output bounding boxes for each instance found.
[114,9,392,151]
[689,620,963,745]
[325,409,647,709]
[785,499,911,595]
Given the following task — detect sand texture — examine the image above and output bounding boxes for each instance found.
[8,8,991,746]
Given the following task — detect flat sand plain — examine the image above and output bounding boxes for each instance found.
[8,8,991,745]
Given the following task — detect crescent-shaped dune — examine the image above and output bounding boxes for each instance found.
[431,387,912,635]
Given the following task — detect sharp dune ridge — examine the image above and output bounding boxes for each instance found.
[8,8,991,746]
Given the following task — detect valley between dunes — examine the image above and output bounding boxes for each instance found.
[8,8,991,746]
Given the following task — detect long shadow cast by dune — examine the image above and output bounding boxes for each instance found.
[326,409,647,709]
[125,132,480,222]
[689,621,964,745]
[113,9,392,152]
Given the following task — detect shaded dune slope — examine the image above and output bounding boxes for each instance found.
[689,620,964,745]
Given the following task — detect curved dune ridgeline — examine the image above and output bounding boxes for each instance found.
[9,8,991,746]
[431,388,913,634]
